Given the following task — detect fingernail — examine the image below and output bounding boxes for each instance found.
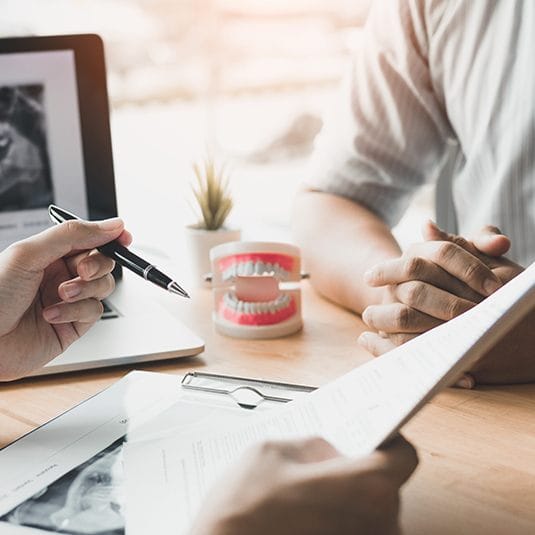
[363,270,374,284]
[43,307,60,321]
[457,376,474,389]
[99,218,123,231]
[481,233,505,245]
[63,283,81,299]
[358,332,371,345]
[484,277,502,295]
[83,260,98,278]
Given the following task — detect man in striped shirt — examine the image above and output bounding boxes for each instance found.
[294,0,534,386]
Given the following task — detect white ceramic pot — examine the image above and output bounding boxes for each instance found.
[185,225,241,287]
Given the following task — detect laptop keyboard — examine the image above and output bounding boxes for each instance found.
[101,300,119,320]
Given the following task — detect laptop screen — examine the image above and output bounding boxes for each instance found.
[0,49,89,249]
[0,34,118,251]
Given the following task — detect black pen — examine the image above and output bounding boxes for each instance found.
[48,204,190,299]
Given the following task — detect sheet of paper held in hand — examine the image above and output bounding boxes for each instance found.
[124,263,535,535]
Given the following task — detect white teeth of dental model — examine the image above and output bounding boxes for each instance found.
[222,292,291,314]
[221,265,236,281]
[220,260,290,281]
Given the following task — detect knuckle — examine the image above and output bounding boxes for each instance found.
[403,256,424,279]
[63,219,83,235]
[445,298,466,320]
[104,274,116,295]
[462,261,485,282]
[452,236,470,250]
[394,306,411,331]
[435,242,457,263]
[4,241,30,267]
[401,281,425,306]
[390,333,413,346]
[63,220,94,243]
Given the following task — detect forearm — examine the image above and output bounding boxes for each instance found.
[293,190,401,313]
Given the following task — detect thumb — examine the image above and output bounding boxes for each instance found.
[422,220,480,256]
[422,219,449,241]
[313,435,418,489]
[471,226,511,257]
[366,435,419,486]
[10,218,125,271]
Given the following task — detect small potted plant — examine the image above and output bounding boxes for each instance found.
[186,157,241,285]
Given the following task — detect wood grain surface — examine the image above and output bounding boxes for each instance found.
[1,281,533,534]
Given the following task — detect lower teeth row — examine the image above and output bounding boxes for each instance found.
[223,292,290,314]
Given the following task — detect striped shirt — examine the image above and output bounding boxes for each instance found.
[307,0,535,266]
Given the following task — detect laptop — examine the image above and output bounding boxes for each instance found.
[0,34,204,375]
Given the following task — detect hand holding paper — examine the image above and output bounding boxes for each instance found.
[191,435,417,535]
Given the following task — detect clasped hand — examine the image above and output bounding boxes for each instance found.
[359,221,529,386]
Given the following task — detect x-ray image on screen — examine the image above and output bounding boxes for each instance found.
[0,83,54,212]
[0,49,88,250]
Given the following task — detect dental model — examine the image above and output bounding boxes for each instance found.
[209,241,303,339]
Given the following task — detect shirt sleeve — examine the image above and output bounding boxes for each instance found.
[306,0,453,227]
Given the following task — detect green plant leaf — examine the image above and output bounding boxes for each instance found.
[190,157,233,230]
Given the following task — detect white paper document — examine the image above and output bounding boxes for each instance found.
[124,264,535,535]
[0,371,188,534]
[0,370,281,535]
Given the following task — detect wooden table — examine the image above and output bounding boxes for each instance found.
[1,281,534,534]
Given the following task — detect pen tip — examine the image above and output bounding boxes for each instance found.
[168,281,190,299]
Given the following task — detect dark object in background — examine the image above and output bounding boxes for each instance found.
[0,84,54,212]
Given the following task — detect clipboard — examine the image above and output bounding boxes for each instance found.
[181,371,316,410]
[0,370,316,535]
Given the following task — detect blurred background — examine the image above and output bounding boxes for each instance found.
[1,0,429,255]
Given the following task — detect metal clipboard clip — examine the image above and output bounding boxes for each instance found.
[181,371,316,410]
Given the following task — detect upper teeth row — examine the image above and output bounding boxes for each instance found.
[221,261,289,281]
[223,292,291,314]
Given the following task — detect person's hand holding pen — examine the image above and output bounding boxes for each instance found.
[0,218,131,381]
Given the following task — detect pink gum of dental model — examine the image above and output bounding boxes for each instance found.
[209,241,303,339]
